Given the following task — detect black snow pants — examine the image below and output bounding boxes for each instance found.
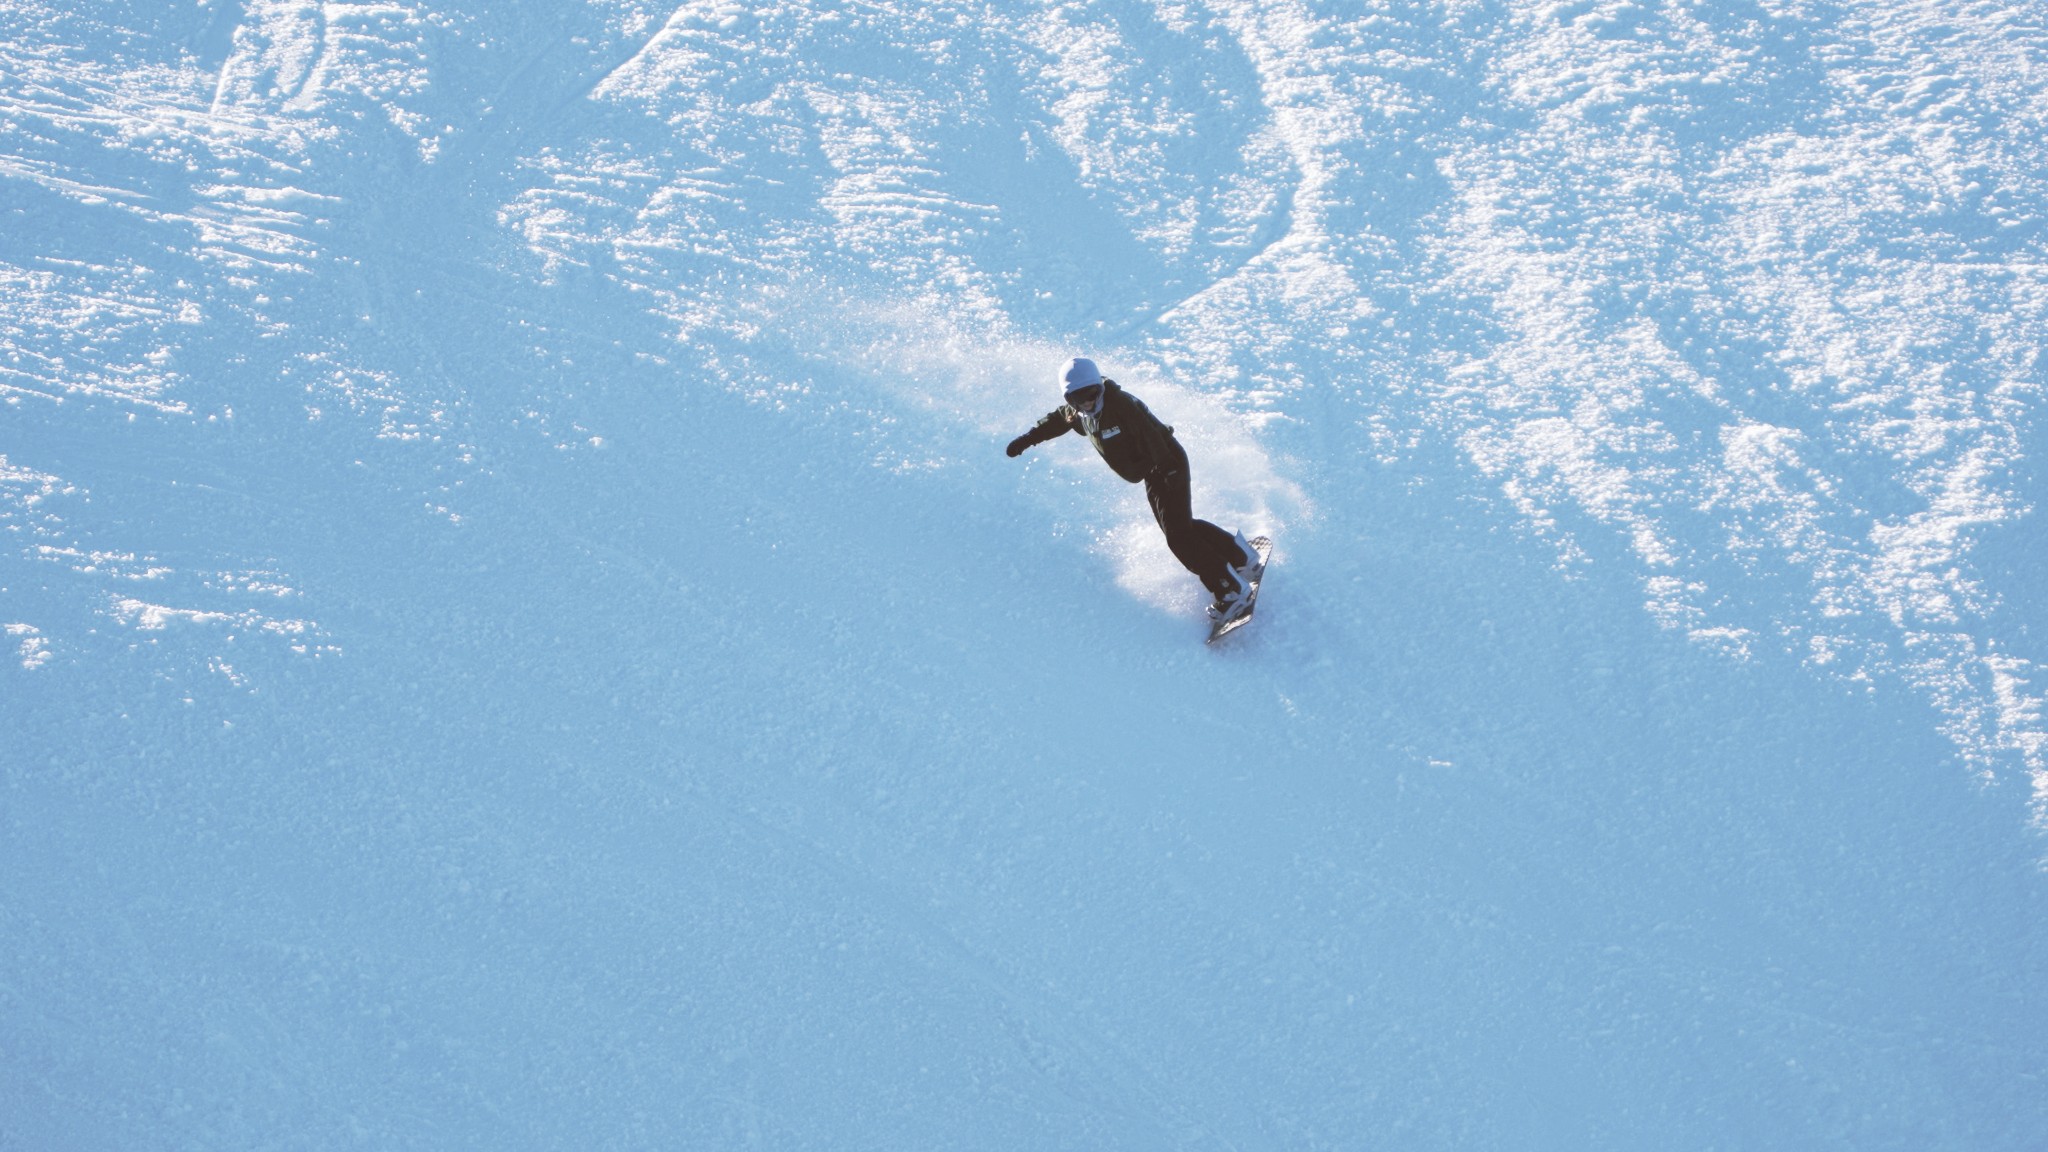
[1144,440,1248,598]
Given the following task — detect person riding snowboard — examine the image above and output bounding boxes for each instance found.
[1006,357,1257,621]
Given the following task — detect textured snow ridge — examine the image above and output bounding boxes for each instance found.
[1117,0,2048,797]
[0,0,464,661]
[1417,0,2048,794]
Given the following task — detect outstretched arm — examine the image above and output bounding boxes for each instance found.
[1005,409,1073,457]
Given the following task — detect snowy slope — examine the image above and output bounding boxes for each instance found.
[4,1,2046,1148]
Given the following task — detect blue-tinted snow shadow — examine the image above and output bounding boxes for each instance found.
[1181,425,2048,1145]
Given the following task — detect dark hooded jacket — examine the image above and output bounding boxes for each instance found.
[1011,380,1179,483]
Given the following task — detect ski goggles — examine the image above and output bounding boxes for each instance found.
[1064,383,1104,412]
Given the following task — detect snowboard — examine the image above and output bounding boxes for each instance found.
[1206,535,1272,645]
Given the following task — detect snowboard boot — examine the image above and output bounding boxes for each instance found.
[1206,571,1248,624]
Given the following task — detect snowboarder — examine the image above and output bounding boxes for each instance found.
[1005,357,1260,624]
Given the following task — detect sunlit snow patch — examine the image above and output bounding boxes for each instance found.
[5,622,51,671]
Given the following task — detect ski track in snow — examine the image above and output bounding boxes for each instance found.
[5,0,2048,1146]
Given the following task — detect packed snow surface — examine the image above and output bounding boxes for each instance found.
[5,0,2047,1146]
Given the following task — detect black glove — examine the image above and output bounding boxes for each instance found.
[1005,435,1030,458]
